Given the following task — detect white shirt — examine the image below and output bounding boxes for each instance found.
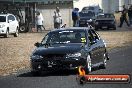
[36,13,44,25]
[53,11,62,23]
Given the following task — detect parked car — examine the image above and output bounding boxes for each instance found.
[95,13,116,30]
[30,27,109,75]
[81,5,103,16]
[0,13,19,37]
[79,11,95,27]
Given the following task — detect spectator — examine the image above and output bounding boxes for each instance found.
[128,5,132,26]
[76,8,80,27]
[118,5,130,27]
[72,8,80,27]
[40,13,46,30]
[36,12,45,32]
[53,7,62,29]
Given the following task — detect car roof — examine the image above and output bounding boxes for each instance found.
[83,6,99,8]
[50,27,90,33]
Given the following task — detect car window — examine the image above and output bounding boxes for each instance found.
[88,30,95,44]
[8,15,15,21]
[88,30,99,45]
[42,30,87,44]
[41,34,49,45]
[0,16,6,22]
[90,30,100,41]
[82,7,94,11]
[97,14,114,18]
[105,14,114,18]
[79,12,95,17]
[89,7,94,10]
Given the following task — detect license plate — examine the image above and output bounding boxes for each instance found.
[102,26,107,29]
[80,22,85,24]
[47,61,56,67]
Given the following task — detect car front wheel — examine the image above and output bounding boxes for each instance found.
[100,53,107,69]
[4,29,9,38]
[85,55,92,74]
[14,27,19,37]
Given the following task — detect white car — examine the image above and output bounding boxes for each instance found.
[0,13,19,38]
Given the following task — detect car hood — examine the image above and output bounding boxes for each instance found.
[33,43,84,56]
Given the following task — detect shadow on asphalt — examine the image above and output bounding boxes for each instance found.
[17,67,100,77]
[17,69,78,77]
[96,29,116,31]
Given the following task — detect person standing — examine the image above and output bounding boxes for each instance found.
[72,8,79,27]
[118,5,130,27]
[76,8,80,27]
[40,12,46,30]
[72,8,77,27]
[128,5,132,26]
[36,12,45,32]
[53,7,62,29]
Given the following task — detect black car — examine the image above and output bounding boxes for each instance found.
[95,13,116,30]
[30,27,109,74]
[79,11,95,27]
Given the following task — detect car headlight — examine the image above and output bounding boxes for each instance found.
[87,19,92,22]
[66,52,81,58]
[31,55,43,60]
[0,24,5,28]
[95,21,98,25]
[111,21,115,24]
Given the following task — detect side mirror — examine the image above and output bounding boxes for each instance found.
[90,40,97,45]
[8,20,12,23]
[87,19,92,22]
[34,42,40,47]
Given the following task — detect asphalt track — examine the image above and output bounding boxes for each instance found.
[0,44,132,88]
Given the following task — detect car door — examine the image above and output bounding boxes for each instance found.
[11,15,17,31]
[8,15,16,33]
[90,29,106,63]
[87,29,101,66]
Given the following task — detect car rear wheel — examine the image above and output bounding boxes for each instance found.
[85,55,92,74]
[14,27,19,37]
[19,25,26,33]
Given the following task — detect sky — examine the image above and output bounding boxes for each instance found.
[73,0,102,11]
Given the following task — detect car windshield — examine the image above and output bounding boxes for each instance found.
[82,7,94,11]
[41,30,87,45]
[0,16,6,22]
[97,14,114,18]
[79,12,95,17]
